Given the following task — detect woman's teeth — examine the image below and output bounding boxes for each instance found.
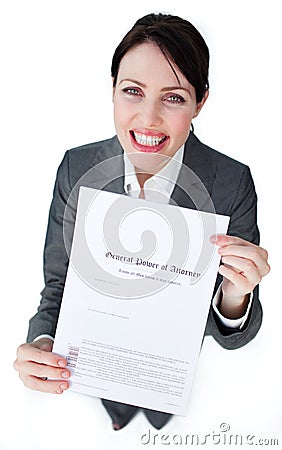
[133,132,167,146]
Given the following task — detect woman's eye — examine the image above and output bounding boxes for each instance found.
[166,94,185,104]
[122,88,141,96]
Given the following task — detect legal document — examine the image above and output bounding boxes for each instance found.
[53,187,229,415]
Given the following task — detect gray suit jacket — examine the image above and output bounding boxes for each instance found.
[27,132,263,348]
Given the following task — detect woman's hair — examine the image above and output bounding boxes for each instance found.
[111,13,209,103]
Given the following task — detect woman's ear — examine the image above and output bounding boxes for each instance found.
[193,90,209,118]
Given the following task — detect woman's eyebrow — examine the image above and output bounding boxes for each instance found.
[160,86,192,96]
[119,78,146,87]
[119,78,191,95]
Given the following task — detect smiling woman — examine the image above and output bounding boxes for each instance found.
[111,13,209,181]
[13,12,270,433]
[113,43,208,178]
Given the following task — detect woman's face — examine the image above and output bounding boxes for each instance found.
[113,42,208,175]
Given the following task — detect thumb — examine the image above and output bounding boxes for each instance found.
[34,338,54,352]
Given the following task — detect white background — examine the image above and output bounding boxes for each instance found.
[1,1,281,449]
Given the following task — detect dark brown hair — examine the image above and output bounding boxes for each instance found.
[111,13,209,103]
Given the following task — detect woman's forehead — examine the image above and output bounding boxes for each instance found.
[117,42,192,90]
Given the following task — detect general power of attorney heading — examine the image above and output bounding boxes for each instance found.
[53,187,229,415]
[105,251,201,279]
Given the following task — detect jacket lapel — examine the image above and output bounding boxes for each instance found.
[90,133,216,213]
[86,136,126,194]
[171,133,216,213]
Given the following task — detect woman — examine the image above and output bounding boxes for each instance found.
[14,13,270,430]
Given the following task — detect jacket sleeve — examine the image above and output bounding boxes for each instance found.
[204,165,263,349]
[27,151,74,342]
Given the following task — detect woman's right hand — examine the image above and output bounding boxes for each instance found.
[13,338,70,394]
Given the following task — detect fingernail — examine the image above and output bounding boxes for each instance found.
[60,383,68,390]
[61,371,70,379]
[210,235,217,244]
[58,359,67,367]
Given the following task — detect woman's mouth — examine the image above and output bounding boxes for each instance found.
[129,130,169,152]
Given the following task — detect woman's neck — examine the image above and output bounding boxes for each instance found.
[136,171,154,189]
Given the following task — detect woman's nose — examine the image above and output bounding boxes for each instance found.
[138,100,163,127]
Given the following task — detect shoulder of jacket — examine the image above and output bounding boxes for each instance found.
[188,132,248,171]
[59,135,123,188]
[67,136,117,159]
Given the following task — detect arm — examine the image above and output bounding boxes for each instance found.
[14,152,75,392]
[27,151,75,342]
[205,166,270,349]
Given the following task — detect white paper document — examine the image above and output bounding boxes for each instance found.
[53,187,229,415]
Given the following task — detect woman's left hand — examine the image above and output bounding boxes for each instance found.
[211,234,270,318]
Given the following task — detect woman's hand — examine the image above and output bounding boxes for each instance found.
[211,235,270,319]
[13,338,70,394]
